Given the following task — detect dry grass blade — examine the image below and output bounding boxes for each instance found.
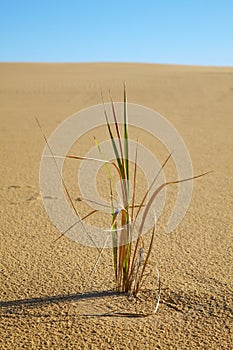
[134,151,173,222]
[36,118,103,251]
[48,154,122,180]
[129,152,173,281]
[36,118,79,219]
[53,209,98,243]
[139,171,212,236]
[135,222,156,294]
[130,246,144,296]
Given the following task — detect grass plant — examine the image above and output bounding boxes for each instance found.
[37,83,210,314]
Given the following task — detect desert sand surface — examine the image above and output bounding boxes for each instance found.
[0,62,232,349]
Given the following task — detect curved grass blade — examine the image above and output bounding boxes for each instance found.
[139,171,212,236]
[129,152,173,280]
[129,170,212,283]
[134,151,173,223]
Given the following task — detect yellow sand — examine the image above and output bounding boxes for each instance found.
[0,63,232,349]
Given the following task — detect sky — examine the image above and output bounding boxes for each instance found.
[0,0,232,66]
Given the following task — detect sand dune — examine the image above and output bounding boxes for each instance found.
[0,63,232,349]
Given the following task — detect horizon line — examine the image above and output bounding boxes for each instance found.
[0,61,232,68]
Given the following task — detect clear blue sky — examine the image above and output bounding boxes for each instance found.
[0,0,232,66]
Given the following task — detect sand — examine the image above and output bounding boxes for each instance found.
[0,63,232,349]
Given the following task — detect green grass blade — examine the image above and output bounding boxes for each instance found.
[123,81,129,181]
[105,112,124,177]
[110,181,118,282]
[109,93,125,179]
[131,140,138,221]
[101,91,124,177]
